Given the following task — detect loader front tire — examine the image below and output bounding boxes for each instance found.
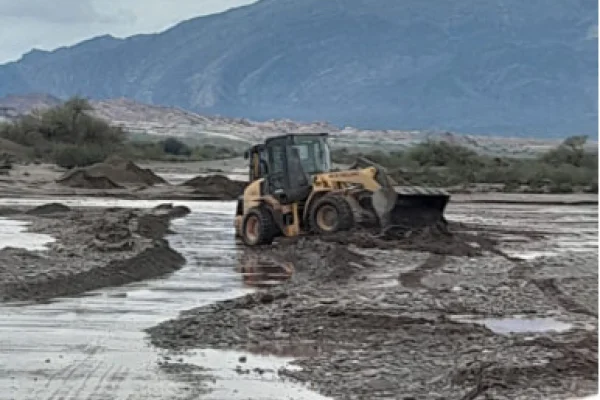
[242,207,275,246]
[309,195,354,234]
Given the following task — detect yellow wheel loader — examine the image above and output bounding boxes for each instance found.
[234,133,450,246]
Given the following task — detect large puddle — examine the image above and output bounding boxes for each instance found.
[0,218,55,251]
[450,315,574,334]
[0,198,328,400]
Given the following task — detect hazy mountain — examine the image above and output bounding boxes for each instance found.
[0,0,597,137]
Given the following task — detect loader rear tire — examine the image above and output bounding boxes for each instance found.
[309,195,354,234]
[242,207,275,246]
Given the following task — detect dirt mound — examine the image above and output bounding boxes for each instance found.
[57,156,167,189]
[0,206,188,303]
[26,203,71,215]
[182,175,245,199]
[57,170,123,189]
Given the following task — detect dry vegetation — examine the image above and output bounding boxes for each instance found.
[0,97,239,167]
[333,137,598,193]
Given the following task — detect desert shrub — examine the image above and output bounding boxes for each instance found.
[162,137,192,156]
[584,182,598,193]
[0,96,124,166]
[502,181,521,192]
[191,144,239,160]
[405,140,483,168]
[334,136,597,193]
[541,135,593,167]
[53,144,109,169]
[120,139,240,162]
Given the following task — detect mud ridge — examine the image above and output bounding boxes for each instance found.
[0,203,189,303]
[319,225,487,258]
[1,242,185,302]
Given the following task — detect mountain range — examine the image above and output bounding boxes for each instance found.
[0,0,597,138]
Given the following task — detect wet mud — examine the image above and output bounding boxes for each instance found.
[0,203,188,303]
[148,202,598,399]
[1,201,331,400]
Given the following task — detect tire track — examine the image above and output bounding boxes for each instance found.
[532,278,597,317]
[399,254,447,289]
[43,341,104,400]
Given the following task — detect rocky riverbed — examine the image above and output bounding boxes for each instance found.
[0,188,597,399]
[147,200,598,400]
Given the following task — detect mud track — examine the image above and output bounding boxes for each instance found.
[532,278,597,318]
[399,253,447,289]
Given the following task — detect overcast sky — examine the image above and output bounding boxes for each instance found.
[0,0,257,63]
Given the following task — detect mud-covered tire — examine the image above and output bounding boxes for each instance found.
[309,195,354,234]
[242,207,275,246]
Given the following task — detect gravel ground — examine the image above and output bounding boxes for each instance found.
[147,202,598,400]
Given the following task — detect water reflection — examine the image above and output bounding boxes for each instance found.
[247,340,332,359]
[0,217,55,251]
[237,252,294,288]
[450,315,574,334]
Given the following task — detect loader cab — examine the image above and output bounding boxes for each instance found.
[245,144,268,182]
[244,133,332,203]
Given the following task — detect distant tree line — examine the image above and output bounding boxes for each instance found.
[331,136,598,193]
[0,96,124,168]
[0,96,596,193]
[0,96,240,167]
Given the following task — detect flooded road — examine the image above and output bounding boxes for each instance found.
[0,199,328,400]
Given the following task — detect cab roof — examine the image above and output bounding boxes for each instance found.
[244,132,329,159]
[264,132,329,145]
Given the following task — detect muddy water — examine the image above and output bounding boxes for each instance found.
[447,202,598,259]
[0,218,55,251]
[0,198,328,400]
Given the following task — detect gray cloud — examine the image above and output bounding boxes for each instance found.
[0,0,132,24]
[0,0,256,63]
[586,24,598,39]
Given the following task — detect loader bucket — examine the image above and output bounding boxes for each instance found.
[371,186,450,233]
